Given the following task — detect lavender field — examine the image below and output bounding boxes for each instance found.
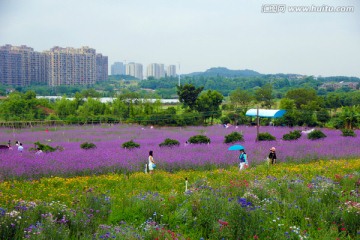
[0,124,359,179]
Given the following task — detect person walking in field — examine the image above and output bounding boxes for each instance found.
[35,147,43,155]
[8,140,13,150]
[17,143,24,153]
[0,140,12,150]
[148,150,156,174]
[239,149,248,171]
[268,147,277,164]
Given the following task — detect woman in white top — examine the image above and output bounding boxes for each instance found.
[148,150,156,174]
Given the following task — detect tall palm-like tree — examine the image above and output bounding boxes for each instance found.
[340,106,359,129]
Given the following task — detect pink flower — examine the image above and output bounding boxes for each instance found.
[218,219,229,226]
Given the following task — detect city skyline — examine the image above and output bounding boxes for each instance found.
[0,44,108,86]
[0,0,359,77]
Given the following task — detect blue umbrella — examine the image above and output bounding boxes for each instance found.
[228,144,245,151]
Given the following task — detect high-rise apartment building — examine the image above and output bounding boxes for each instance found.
[111,62,125,75]
[146,63,165,79]
[167,65,177,77]
[45,46,97,86]
[159,64,165,78]
[125,62,135,78]
[96,54,108,82]
[146,63,159,79]
[0,44,108,86]
[0,44,44,86]
[31,51,47,84]
[126,62,143,80]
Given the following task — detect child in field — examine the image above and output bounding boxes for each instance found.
[268,147,277,164]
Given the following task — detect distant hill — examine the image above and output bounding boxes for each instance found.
[185,68,360,82]
[185,67,262,77]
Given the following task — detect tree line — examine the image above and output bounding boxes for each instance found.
[0,83,359,129]
[2,74,359,100]
[139,75,360,98]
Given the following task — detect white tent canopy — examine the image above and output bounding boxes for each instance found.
[245,109,286,118]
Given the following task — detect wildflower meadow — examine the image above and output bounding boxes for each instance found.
[0,124,359,239]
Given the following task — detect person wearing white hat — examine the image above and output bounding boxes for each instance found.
[268,147,277,164]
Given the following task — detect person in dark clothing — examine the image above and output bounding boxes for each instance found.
[268,147,277,164]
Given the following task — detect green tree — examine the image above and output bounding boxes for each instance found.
[196,90,223,124]
[254,83,274,108]
[316,108,330,124]
[340,106,359,129]
[73,92,85,109]
[78,98,106,117]
[23,90,37,100]
[278,98,299,126]
[229,88,253,110]
[0,91,47,121]
[116,92,141,118]
[325,93,342,109]
[54,97,77,118]
[177,84,204,111]
[0,92,26,120]
[297,104,317,126]
[81,88,101,98]
[111,98,128,119]
[286,88,318,109]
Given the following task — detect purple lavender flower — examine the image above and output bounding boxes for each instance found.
[0,125,359,179]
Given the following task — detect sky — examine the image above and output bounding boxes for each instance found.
[0,0,359,77]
